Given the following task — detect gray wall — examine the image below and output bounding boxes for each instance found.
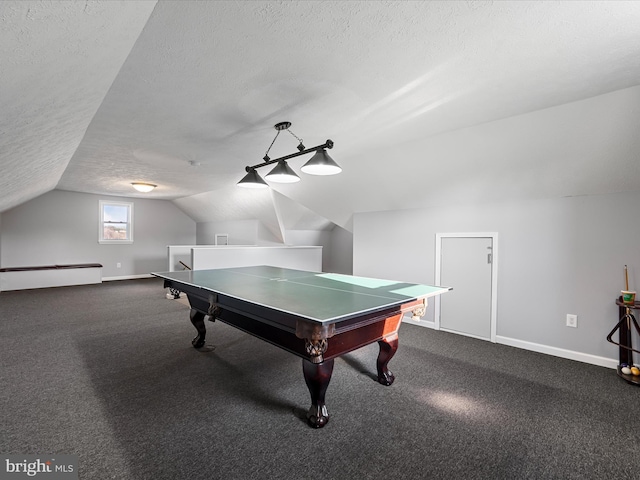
[353,191,640,365]
[327,225,353,275]
[197,220,258,245]
[196,220,353,274]
[196,219,288,245]
[283,227,352,274]
[0,190,196,278]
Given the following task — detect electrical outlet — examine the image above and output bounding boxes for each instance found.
[566,314,578,328]
[116,262,121,268]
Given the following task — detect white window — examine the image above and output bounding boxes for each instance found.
[99,201,133,244]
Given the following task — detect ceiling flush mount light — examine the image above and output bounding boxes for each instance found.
[131,182,157,193]
[237,121,340,188]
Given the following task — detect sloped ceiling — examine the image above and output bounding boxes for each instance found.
[2,1,640,232]
[0,0,157,211]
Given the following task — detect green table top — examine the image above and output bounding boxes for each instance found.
[153,265,450,324]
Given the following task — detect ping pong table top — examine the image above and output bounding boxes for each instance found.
[152,265,450,324]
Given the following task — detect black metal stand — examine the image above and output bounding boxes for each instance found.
[607,298,640,385]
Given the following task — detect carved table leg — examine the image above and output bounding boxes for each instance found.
[377,333,399,386]
[303,358,334,428]
[190,308,207,348]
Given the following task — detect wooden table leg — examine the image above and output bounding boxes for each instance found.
[190,308,207,348]
[303,358,334,428]
[377,333,398,386]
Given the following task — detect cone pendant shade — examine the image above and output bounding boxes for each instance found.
[300,149,342,175]
[237,169,269,188]
[265,160,300,183]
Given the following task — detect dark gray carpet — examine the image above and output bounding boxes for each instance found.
[1,278,639,479]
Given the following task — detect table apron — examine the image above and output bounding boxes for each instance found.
[212,308,405,362]
[165,279,417,362]
[169,279,420,334]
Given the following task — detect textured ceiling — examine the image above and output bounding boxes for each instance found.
[0,0,156,211]
[2,1,640,234]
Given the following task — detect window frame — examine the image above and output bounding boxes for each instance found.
[99,200,134,244]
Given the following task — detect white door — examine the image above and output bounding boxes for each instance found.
[438,235,495,341]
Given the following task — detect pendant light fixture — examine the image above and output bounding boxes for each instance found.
[301,149,342,175]
[236,168,269,189]
[265,160,300,183]
[237,122,340,188]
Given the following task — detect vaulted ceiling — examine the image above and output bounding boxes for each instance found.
[2,1,640,235]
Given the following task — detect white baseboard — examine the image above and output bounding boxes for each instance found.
[495,336,618,370]
[402,316,435,328]
[401,317,618,370]
[102,274,154,282]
